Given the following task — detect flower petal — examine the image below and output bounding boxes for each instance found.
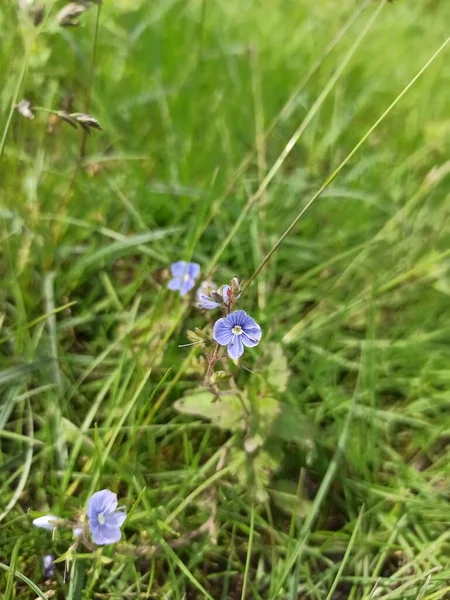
[241,326,261,347]
[221,285,232,303]
[188,262,201,279]
[90,523,122,545]
[167,277,182,291]
[228,310,248,327]
[105,511,127,528]
[197,294,221,310]
[87,489,118,519]
[196,280,216,299]
[227,335,244,359]
[180,277,195,296]
[213,317,233,345]
[170,261,188,277]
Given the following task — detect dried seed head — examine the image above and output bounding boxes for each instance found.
[55,111,102,134]
[55,110,78,129]
[70,112,102,133]
[16,99,35,120]
[56,3,89,27]
[230,277,241,295]
[31,4,45,26]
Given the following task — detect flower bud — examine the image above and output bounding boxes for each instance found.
[32,515,60,531]
[16,99,34,120]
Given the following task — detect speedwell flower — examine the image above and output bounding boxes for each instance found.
[213,310,262,359]
[196,280,220,309]
[168,261,200,296]
[43,554,55,578]
[86,489,126,545]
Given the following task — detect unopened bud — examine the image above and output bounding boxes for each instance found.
[32,515,60,531]
[16,99,34,120]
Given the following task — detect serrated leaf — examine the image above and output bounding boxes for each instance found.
[254,396,280,424]
[174,389,247,430]
[257,343,290,392]
[186,328,208,345]
[229,447,278,503]
[267,343,290,391]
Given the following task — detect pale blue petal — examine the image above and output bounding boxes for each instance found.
[180,277,195,296]
[197,294,221,310]
[167,277,182,291]
[170,261,188,277]
[213,317,232,345]
[227,335,244,359]
[90,523,122,545]
[105,511,126,528]
[87,489,118,519]
[241,325,261,347]
[188,262,201,279]
[229,310,247,327]
[242,314,258,329]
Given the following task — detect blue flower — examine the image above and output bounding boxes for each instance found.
[43,554,55,578]
[168,261,200,296]
[197,293,221,310]
[197,284,236,310]
[213,310,262,359]
[196,280,220,310]
[87,489,126,545]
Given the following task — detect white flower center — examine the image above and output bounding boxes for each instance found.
[183,273,191,282]
[98,512,106,525]
[231,325,243,335]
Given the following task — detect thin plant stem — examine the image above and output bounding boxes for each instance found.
[205,0,387,279]
[0,50,29,161]
[79,1,102,160]
[244,33,450,292]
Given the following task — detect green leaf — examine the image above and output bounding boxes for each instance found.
[253,396,280,428]
[271,404,316,445]
[269,479,311,518]
[257,343,290,392]
[0,561,47,600]
[186,328,208,345]
[229,447,278,503]
[174,389,247,430]
[68,559,85,600]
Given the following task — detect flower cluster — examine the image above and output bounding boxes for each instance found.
[167,262,262,360]
[33,489,126,547]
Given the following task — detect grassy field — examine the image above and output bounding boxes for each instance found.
[1,0,450,598]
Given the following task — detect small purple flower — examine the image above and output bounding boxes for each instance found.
[43,554,55,578]
[168,261,200,296]
[213,310,262,359]
[86,489,126,545]
[196,280,220,310]
[197,284,236,310]
[197,294,221,310]
[32,515,60,531]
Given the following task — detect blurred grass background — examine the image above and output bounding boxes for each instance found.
[1,0,450,598]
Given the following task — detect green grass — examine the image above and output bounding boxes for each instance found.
[1,0,450,598]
